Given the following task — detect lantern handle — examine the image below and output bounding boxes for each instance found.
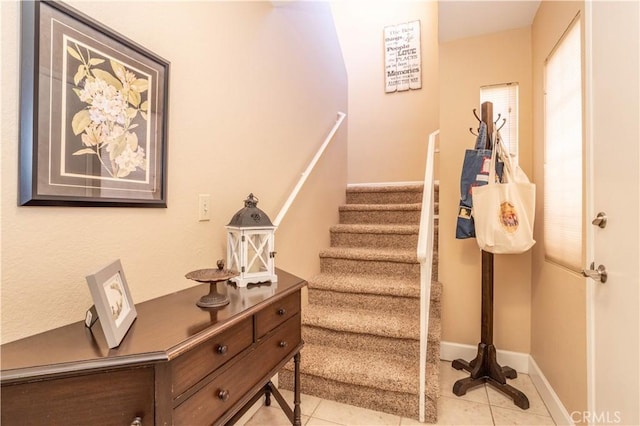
[244,193,259,208]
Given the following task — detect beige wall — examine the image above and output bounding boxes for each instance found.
[0,1,347,343]
[531,0,587,417]
[439,27,533,352]
[331,2,439,184]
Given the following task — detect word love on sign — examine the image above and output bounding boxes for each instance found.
[384,20,421,93]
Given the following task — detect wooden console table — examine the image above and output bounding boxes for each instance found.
[1,268,306,425]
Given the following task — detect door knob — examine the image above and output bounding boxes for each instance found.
[582,262,607,283]
[592,212,607,228]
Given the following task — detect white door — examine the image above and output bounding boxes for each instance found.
[586,2,640,425]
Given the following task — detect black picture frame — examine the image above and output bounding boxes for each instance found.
[19,1,169,207]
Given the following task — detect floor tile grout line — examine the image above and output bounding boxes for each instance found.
[308,399,351,426]
[484,382,555,419]
[489,405,498,425]
[484,382,558,423]
[487,390,498,426]
[489,401,553,417]
[308,396,322,418]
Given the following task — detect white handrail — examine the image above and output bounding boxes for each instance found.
[417,129,439,422]
[273,112,346,228]
[417,130,439,262]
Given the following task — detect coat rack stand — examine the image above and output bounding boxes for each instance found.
[451,102,530,410]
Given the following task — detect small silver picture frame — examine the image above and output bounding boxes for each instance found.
[86,260,137,348]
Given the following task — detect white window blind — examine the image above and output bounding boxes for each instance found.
[544,17,583,271]
[480,83,519,161]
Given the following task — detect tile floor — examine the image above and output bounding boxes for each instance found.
[241,361,556,426]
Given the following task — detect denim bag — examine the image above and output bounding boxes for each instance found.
[456,122,503,239]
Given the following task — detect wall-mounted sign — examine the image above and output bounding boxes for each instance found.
[384,20,421,93]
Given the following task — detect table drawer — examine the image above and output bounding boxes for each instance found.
[1,367,154,426]
[255,290,300,339]
[173,314,301,425]
[171,317,253,398]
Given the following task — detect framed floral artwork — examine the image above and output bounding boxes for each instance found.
[19,1,169,207]
[85,259,137,349]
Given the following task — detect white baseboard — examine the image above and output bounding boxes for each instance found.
[439,341,530,373]
[439,341,573,426]
[528,356,575,426]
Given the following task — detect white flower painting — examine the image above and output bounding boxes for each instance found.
[67,42,149,179]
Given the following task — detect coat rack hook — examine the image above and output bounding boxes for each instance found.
[473,108,482,123]
[469,127,478,136]
[494,113,502,125]
[497,118,506,131]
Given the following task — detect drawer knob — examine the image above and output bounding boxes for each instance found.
[131,417,142,426]
[218,389,230,401]
[277,308,286,316]
[216,344,228,355]
[279,341,288,348]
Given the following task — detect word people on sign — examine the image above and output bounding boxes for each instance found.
[384,20,421,93]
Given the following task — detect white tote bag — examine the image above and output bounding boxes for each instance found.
[472,132,536,254]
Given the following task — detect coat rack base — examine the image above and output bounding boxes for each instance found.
[452,343,530,410]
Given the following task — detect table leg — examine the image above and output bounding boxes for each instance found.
[293,351,301,426]
[265,383,272,407]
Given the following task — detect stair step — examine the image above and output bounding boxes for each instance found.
[279,343,440,421]
[309,273,442,303]
[331,223,419,234]
[289,343,419,394]
[302,306,442,351]
[279,367,438,422]
[303,304,419,341]
[302,326,421,359]
[304,280,442,360]
[308,274,442,316]
[319,247,420,278]
[309,287,419,315]
[330,223,419,249]
[339,203,422,225]
[319,247,418,262]
[302,315,441,362]
[309,272,420,298]
[346,183,425,205]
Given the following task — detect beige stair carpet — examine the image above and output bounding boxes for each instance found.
[280,183,441,422]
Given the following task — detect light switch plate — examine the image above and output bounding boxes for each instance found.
[198,194,211,221]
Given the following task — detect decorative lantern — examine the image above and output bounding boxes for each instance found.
[226,193,277,287]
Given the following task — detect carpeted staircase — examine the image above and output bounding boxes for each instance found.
[280,183,442,423]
